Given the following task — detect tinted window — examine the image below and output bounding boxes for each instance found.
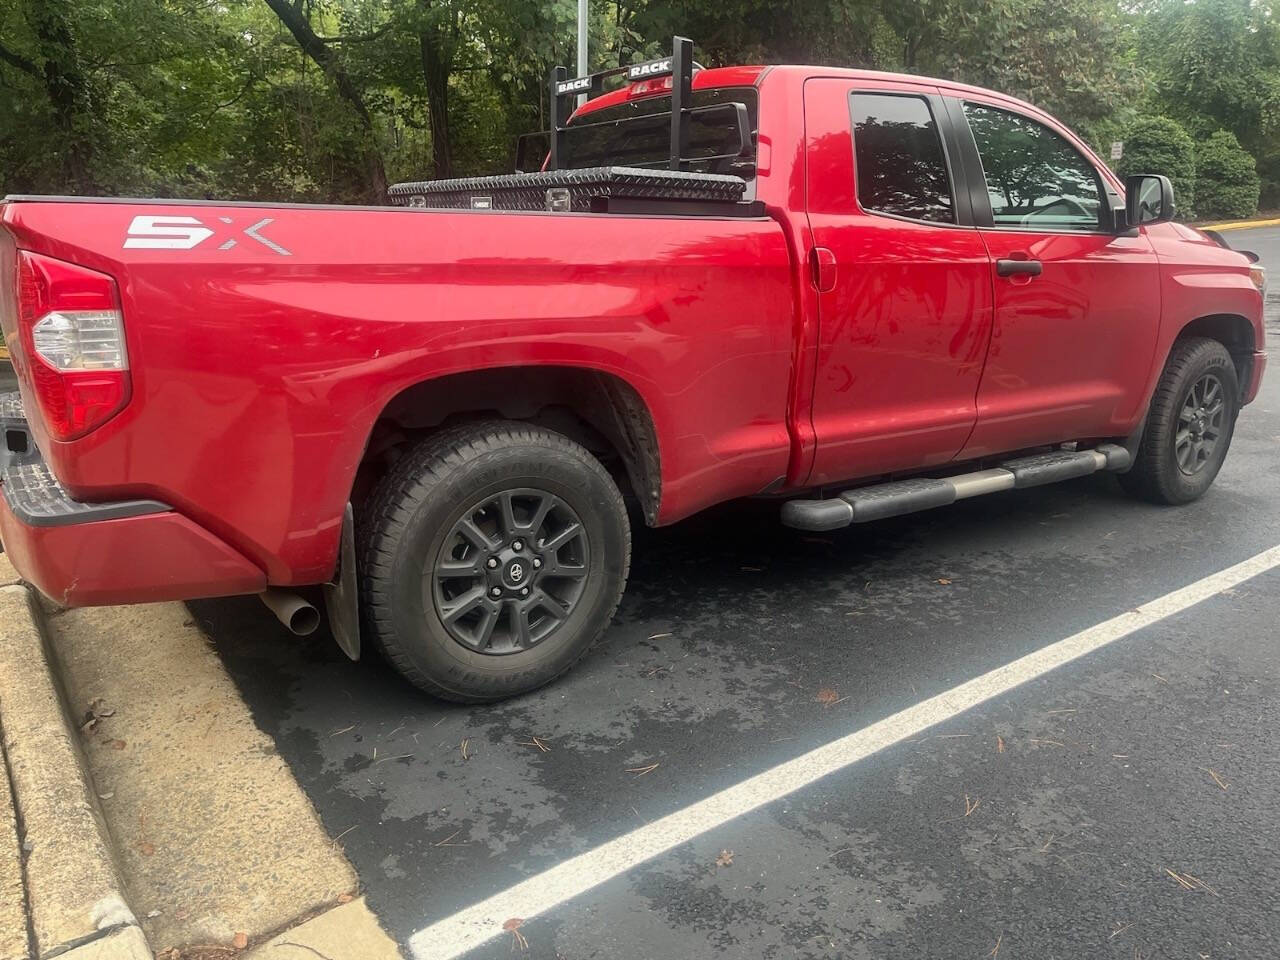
[850,93,954,224]
[962,102,1104,232]
[561,87,758,184]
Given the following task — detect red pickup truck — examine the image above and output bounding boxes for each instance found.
[0,43,1268,702]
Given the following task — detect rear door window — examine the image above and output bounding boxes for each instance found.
[961,102,1105,232]
[849,93,955,225]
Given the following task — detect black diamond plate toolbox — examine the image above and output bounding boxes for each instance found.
[387,166,748,212]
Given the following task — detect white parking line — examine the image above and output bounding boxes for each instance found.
[410,543,1280,960]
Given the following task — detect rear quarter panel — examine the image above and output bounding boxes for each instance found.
[1,201,795,584]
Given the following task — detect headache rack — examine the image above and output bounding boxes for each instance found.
[387,36,761,217]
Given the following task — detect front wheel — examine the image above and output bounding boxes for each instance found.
[1120,337,1240,505]
[358,421,631,702]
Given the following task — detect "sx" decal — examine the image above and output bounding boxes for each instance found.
[123,215,292,256]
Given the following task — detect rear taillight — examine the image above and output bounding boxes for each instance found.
[16,251,130,440]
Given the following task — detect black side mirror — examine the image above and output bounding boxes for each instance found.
[1124,174,1175,228]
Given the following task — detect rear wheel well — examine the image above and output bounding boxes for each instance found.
[355,367,661,525]
[1175,314,1256,394]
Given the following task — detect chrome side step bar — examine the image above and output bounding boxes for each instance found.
[781,444,1132,532]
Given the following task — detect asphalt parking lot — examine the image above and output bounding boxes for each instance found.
[194,225,1280,960]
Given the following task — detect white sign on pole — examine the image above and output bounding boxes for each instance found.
[1110,141,1124,161]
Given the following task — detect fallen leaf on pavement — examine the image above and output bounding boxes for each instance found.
[816,687,840,706]
[716,849,734,867]
[232,932,248,950]
[337,893,353,904]
[503,918,528,951]
[996,735,1005,754]
[936,578,953,585]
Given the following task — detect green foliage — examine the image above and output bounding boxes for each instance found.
[0,0,1276,215]
[926,0,1143,138]
[1195,130,1260,221]
[1138,0,1280,213]
[1115,116,1195,219]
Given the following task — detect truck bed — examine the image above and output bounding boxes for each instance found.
[0,195,798,593]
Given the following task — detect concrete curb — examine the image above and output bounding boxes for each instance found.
[49,602,358,950]
[0,553,18,588]
[0,584,148,959]
[0,732,29,960]
[243,898,402,960]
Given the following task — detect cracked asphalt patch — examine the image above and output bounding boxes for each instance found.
[192,225,1280,958]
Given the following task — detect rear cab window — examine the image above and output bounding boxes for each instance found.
[561,87,759,193]
[849,92,955,225]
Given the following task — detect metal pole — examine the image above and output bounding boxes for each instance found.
[576,0,588,107]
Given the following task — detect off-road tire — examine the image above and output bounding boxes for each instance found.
[358,420,631,702]
[1120,337,1240,505]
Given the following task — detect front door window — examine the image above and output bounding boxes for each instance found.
[962,102,1105,232]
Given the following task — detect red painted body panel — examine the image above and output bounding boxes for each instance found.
[0,64,1266,606]
[1143,220,1268,405]
[959,229,1162,457]
[951,89,1162,457]
[2,201,796,584]
[801,77,995,483]
[0,498,265,606]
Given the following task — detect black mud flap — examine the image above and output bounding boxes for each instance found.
[323,502,361,661]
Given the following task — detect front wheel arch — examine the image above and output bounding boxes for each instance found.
[1173,314,1257,397]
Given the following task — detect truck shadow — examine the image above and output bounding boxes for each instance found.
[191,470,1135,722]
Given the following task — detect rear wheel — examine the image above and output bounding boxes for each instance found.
[359,421,630,702]
[1120,337,1239,505]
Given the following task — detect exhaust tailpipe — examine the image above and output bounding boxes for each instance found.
[260,589,321,637]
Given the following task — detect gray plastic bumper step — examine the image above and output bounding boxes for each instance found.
[1,461,170,527]
[782,444,1132,532]
[0,397,172,527]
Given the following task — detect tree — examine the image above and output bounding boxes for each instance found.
[262,0,389,199]
[1140,0,1280,209]
[926,0,1143,138]
[1115,116,1195,219]
[1195,130,1260,220]
[0,0,1274,211]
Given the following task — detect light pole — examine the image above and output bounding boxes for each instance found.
[577,0,588,107]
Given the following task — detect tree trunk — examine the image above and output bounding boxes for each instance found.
[262,0,388,200]
[24,2,96,192]
[419,32,453,180]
